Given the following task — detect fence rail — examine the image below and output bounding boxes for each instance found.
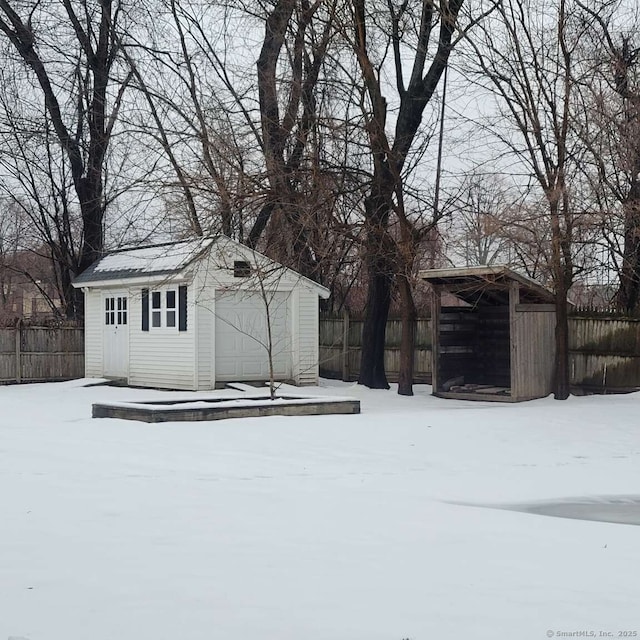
[320,314,640,391]
[0,325,84,384]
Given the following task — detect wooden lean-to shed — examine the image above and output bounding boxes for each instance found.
[72,236,329,390]
[421,265,557,402]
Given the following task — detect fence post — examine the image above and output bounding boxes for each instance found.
[342,309,350,381]
[14,319,22,383]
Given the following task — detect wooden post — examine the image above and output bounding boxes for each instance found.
[15,319,22,383]
[430,287,440,393]
[509,281,519,398]
[342,309,350,381]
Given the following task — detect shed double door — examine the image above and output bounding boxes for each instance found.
[103,292,129,378]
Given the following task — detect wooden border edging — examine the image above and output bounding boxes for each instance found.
[93,399,361,423]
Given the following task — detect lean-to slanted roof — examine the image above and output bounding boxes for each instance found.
[420,265,556,306]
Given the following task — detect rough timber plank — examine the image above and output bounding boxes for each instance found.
[474,386,510,395]
[435,391,518,403]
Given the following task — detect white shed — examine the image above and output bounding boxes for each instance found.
[72,236,330,390]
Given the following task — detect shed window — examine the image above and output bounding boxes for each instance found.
[117,297,128,325]
[105,297,114,325]
[105,296,127,326]
[141,288,186,331]
[151,291,162,328]
[166,290,176,327]
[234,261,251,278]
[142,289,149,331]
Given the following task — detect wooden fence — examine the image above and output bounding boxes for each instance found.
[2,317,640,390]
[0,326,84,384]
[320,313,433,383]
[569,316,640,390]
[320,313,640,391]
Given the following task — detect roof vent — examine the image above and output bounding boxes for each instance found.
[233,260,251,278]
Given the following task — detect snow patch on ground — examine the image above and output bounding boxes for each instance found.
[1,379,639,639]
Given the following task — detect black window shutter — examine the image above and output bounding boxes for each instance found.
[142,288,149,331]
[178,285,187,331]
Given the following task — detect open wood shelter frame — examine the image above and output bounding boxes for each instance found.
[421,266,557,402]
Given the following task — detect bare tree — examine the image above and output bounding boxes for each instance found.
[119,0,262,239]
[253,0,341,279]
[0,198,25,318]
[123,0,357,297]
[466,0,597,399]
[343,0,495,394]
[0,0,130,316]
[445,173,517,266]
[574,0,640,313]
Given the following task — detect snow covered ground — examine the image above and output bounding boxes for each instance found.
[1,379,639,640]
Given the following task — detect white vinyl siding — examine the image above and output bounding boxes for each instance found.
[296,288,320,385]
[128,287,196,390]
[84,288,103,377]
[196,302,214,389]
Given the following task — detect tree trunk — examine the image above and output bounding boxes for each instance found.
[358,188,392,390]
[74,180,104,319]
[397,273,416,396]
[548,193,572,401]
[77,180,104,274]
[59,264,80,320]
[615,180,640,314]
[554,284,571,400]
[358,267,391,389]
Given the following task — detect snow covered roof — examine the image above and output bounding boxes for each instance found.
[73,238,213,286]
[73,235,331,298]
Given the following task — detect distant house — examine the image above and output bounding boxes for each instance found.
[0,250,62,322]
[72,236,330,390]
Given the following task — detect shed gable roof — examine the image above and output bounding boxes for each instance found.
[72,238,213,286]
[72,236,331,298]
